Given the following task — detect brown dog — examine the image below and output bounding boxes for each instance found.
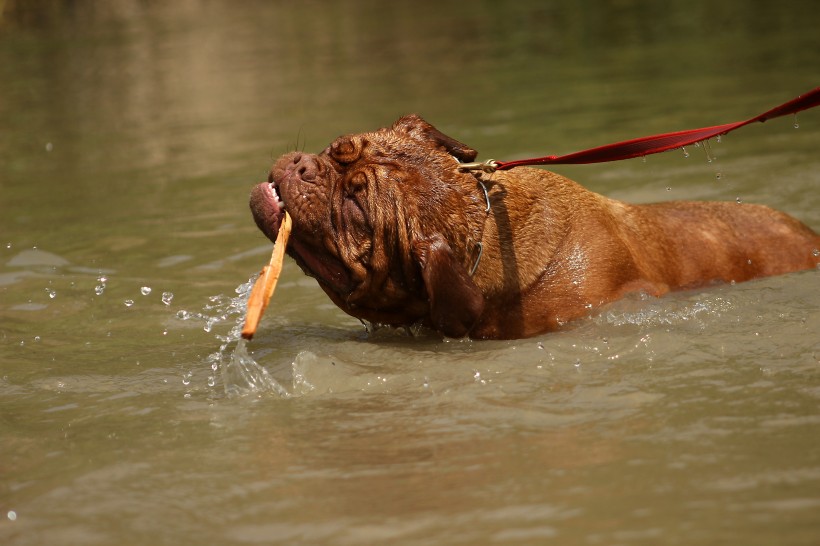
[249,115,819,339]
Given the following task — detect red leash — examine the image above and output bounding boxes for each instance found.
[459,86,820,172]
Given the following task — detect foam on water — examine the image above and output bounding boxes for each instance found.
[597,294,734,328]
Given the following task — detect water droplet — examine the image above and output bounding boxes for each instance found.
[34,336,41,342]
[5,243,11,249]
[207,376,216,387]
[702,139,714,163]
[715,172,722,180]
[140,286,152,296]
[537,342,545,350]
[641,155,647,163]
[736,197,743,204]
[666,186,672,192]
[124,299,134,307]
[681,147,689,158]
[7,511,16,522]
[793,113,799,129]
[182,372,191,386]
[203,317,217,333]
[97,275,108,283]
[716,134,722,143]
[161,292,174,305]
[45,288,56,299]
[94,284,105,296]
[812,248,819,257]
[177,310,191,320]
[574,359,582,369]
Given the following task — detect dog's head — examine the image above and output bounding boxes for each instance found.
[249,115,487,337]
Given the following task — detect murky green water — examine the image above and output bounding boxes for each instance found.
[2,1,819,544]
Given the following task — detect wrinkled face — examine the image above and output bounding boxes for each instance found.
[249,115,487,330]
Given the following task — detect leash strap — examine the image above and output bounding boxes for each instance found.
[459,87,820,172]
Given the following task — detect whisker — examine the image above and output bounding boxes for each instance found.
[296,124,307,152]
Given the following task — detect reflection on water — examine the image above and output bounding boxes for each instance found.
[1,0,819,544]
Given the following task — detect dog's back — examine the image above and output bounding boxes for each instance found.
[471,168,818,338]
[616,200,819,291]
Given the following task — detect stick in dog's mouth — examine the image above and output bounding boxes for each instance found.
[241,211,292,340]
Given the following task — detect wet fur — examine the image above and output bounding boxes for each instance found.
[250,115,820,339]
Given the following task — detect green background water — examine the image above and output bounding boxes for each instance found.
[1,1,819,544]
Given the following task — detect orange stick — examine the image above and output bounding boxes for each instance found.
[241,211,292,340]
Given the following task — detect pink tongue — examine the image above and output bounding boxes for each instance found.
[249,182,285,242]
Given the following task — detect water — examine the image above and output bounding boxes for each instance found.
[2,1,820,545]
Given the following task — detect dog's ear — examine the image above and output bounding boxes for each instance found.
[392,114,478,162]
[413,234,484,338]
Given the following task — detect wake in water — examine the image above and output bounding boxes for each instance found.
[177,277,290,398]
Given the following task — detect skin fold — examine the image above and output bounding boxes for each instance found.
[249,115,820,339]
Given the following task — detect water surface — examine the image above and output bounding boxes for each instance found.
[1,1,819,544]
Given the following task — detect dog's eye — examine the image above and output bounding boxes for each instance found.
[330,137,364,164]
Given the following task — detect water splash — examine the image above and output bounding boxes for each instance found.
[600,297,733,328]
[220,339,289,398]
[178,277,289,398]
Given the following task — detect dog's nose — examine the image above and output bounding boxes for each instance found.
[290,153,317,182]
